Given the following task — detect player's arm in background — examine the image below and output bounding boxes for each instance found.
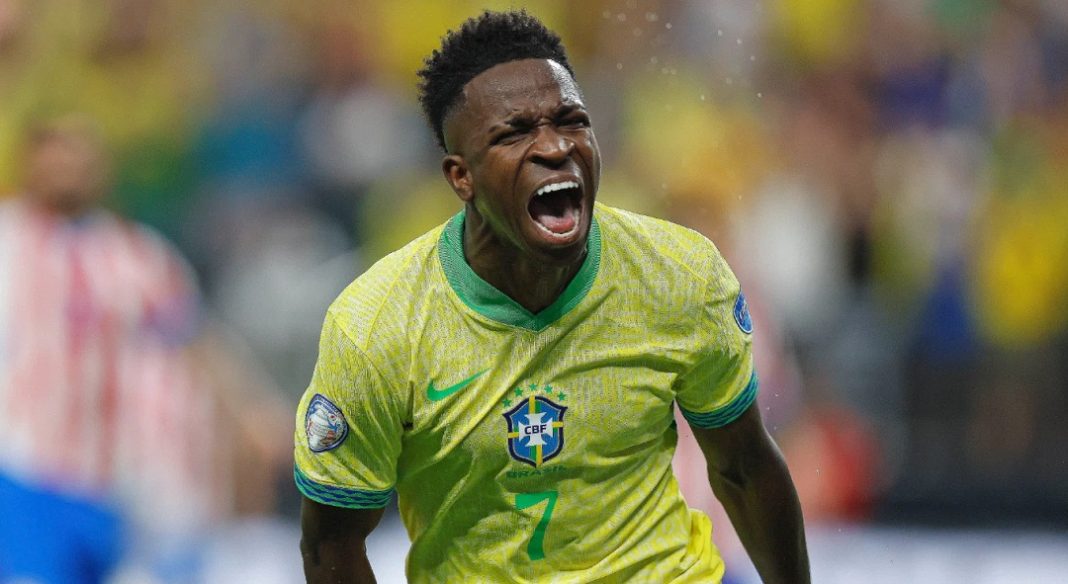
[692,403,809,583]
[294,311,403,584]
[301,500,383,584]
[144,232,292,516]
[191,324,294,514]
[675,246,809,583]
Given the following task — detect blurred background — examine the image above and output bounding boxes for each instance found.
[0,0,1066,582]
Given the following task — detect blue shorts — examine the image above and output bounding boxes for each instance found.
[0,472,123,584]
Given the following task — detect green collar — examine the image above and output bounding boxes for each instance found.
[438,209,601,332]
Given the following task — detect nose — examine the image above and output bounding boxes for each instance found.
[528,125,573,167]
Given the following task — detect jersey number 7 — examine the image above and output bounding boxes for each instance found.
[514,490,558,561]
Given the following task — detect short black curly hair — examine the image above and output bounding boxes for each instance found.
[417,10,575,152]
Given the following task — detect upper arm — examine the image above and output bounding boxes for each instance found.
[139,226,203,346]
[673,244,772,477]
[300,497,385,582]
[690,401,780,481]
[294,312,404,510]
[675,246,757,429]
[301,496,385,551]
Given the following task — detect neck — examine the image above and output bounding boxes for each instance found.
[26,196,94,220]
[463,209,586,314]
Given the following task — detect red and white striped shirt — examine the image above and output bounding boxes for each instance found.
[0,198,216,531]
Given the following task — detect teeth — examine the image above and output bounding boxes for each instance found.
[535,181,579,197]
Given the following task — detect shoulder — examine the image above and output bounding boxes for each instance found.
[0,199,25,239]
[326,221,448,354]
[93,214,201,296]
[119,217,189,265]
[0,197,20,219]
[594,203,731,290]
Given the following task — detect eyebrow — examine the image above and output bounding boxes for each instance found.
[497,103,586,127]
[485,112,533,137]
[555,103,585,116]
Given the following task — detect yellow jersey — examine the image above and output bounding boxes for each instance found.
[294,203,756,583]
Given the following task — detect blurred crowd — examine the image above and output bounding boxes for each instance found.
[1,0,1066,581]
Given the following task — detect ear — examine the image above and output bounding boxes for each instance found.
[442,155,474,203]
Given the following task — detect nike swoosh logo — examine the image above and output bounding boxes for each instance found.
[426,369,488,402]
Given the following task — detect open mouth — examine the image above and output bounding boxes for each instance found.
[528,180,582,237]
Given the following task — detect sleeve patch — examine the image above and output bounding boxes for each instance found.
[679,372,758,429]
[733,292,753,334]
[305,394,349,453]
[293,466,393,509]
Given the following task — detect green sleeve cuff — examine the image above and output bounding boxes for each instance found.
[294,466,394,509]
[679,371,758,429]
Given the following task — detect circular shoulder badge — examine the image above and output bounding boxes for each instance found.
[305,394,349,453]
[733,291,753,334]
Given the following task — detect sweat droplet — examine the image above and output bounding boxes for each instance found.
[665,22,672,30]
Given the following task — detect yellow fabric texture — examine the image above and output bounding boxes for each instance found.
[294,203,754,583]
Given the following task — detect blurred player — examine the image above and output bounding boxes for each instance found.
[0,115,212,583]
[295,10,809,583]
[0,116,288,583]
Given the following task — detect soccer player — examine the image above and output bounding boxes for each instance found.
[295,10,809,583]
[0,115,209,581]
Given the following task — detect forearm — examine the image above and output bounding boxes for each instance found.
[301,535,377,584]
[708,443,809,584]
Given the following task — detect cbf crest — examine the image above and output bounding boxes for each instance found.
[305,394,349,453]
[504,387,568,467]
